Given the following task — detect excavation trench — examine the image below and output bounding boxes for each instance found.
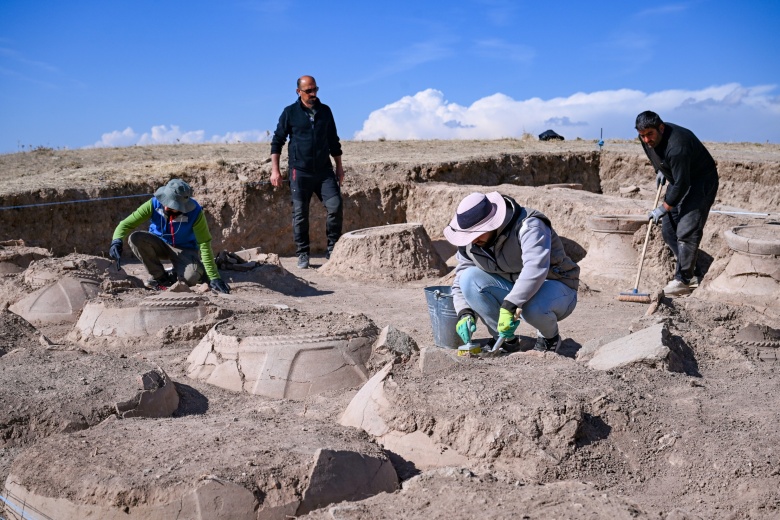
[1,147,777,263]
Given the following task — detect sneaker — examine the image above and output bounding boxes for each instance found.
[688,275,703,289]
[533,333,561,353]
[502,337,521,353]
[297,253,310,269]
[145,270,177,290]
[325,249,332,260]
[663,279,694,297]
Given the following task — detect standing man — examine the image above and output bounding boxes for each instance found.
[270,75,344,269]
[636,111,719,297]
[444,191,579,353]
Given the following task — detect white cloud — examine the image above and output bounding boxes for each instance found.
[91,127,138,148]
[137,125,205,146]
[353,84,780,143]
[89,125,271,148]
[209,130,272,143]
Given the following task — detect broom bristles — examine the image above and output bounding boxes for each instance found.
[617,291,652,303]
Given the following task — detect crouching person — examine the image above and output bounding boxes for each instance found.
[444,191,579,352]
[108,178,230,294]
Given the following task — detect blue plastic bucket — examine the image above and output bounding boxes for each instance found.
[424,285,463,349]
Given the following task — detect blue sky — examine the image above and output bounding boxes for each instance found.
[1,1,779,154]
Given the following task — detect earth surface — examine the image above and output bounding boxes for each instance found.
[1,138,780,519]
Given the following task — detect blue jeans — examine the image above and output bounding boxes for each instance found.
[458,267,577,339]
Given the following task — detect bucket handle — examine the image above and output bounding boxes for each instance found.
[433,289,442,300]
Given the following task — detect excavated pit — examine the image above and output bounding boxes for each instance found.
[70,292,212,348]
[4,410,398,520]
[577,214,649,284]
[697,222,780,313]
[2,141,780,518]
[187,309,377,399]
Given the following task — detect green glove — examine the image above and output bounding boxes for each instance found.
[497,308,520,339]
[456,314,476,344]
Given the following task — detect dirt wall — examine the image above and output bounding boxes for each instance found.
[0,142,777,258]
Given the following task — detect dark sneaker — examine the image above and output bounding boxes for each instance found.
[145,270,177,290]
[325,249,332,260]
[533,333,561,352]
[502,337,521,353]
[297,253,310,269]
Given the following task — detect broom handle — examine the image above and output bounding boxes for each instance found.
[633,183,664,291]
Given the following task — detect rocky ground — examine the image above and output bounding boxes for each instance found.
[1,139,779,519]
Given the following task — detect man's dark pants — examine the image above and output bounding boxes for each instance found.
[290,169,343,256]
[661,178,719,284]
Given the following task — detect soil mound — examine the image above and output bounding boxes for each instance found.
[321,223,448,283]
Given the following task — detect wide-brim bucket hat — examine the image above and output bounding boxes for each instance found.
[154,179,196,213]
[443,191,506,246]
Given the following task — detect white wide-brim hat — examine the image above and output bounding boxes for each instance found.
[443,191,506,247]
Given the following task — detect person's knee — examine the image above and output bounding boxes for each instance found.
[323,194,342,214]
[292,197,308,211]
[182,268,202,286]
[127,230,147,248]
[521,303,547,327]
[459,267,485,303]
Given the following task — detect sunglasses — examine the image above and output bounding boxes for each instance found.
[300,87,319,94]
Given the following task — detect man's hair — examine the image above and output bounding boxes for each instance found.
[635,111,664,131]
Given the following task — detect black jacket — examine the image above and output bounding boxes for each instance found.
[641,122,718,207]
[270,98,342,175]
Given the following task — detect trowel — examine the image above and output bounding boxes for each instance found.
[483,336,505,354]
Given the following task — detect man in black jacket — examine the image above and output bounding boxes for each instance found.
[271,75,344,269]
[636,111,719,297]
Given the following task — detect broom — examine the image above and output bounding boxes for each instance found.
[618,182,664,303]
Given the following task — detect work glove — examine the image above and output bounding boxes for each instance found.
[655,170,667,188]
[648,204,668,225]
[209,278,231,294]
[497,307,520,339]
[456,311,477,345]
[109,238,123,268]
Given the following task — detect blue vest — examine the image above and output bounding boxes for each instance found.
[148,198,200,250]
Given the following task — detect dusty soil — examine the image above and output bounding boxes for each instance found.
[1,140,780,519]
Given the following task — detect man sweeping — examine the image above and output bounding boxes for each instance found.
[108,178,230,293]
[444,191,579,352]
[636,111,719,297]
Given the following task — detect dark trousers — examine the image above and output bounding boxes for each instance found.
[661,178,718,284]
[290,169,343,256]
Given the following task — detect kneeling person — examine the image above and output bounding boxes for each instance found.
[108,178,230,293]
[444,192,579,352]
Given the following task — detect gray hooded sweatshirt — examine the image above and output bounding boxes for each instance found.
[452,195,579,314]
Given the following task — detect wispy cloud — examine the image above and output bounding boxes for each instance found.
[473,39,535,63]
[476,0,520,26]
[635,3,690,18]
[0,65,58,89]
[0,47,59,73]
[237,0,291,15]
[88,125,271,148]
[342,38,455,87]
[353,83,780,143]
